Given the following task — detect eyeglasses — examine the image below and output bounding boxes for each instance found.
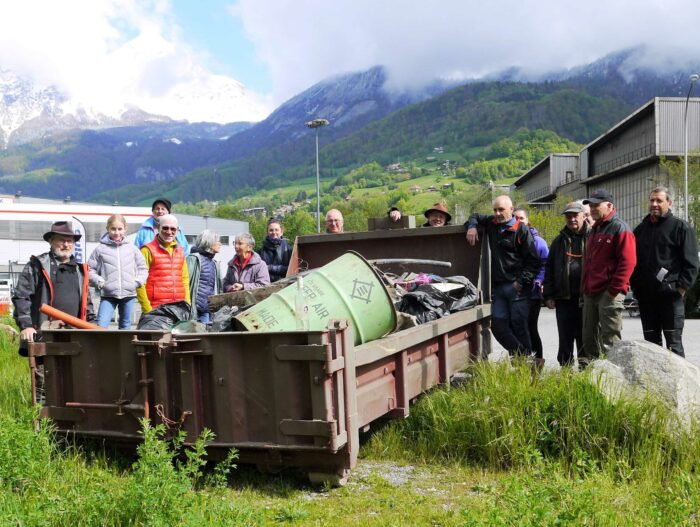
[326,219,341,224]
[160,226,178,232]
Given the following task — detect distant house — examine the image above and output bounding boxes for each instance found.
[409,185,422,193]
[241,207,267,216]
[427,186,439,193]
[386,163,402,172]
[433,146,444,154]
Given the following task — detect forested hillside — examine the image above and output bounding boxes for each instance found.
[94,81,631,205]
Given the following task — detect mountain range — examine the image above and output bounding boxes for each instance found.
[0,48,698,205]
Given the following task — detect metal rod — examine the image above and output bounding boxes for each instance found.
[368,258,452,268]
[684,74,698,222]
[65,402,145,411]
[315,128,321,233]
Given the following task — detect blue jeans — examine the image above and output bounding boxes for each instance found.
[97,297,136,329]
[491,281,532,356]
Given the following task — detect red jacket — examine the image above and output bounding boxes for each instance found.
[144,239,187,308]
[582,209,636,296]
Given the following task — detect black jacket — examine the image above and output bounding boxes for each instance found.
[631,212,699,295]
[467,213,540,287]
[543,225,590,300]
[12,252,95,332]
[260,236,292,282]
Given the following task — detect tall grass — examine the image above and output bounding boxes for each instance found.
[0,314,31,417]
[0,317,246,526]
[366,360,700,482]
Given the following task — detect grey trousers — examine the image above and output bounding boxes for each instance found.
[581,291,625,364]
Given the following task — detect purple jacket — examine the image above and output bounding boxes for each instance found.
[530,227,549,300]
[223,251,270,291]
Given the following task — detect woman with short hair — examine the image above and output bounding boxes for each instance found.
[186,229,222,323]
[223,233,270,292]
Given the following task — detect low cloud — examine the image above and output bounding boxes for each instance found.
[0,0,269,122]
[232,0,700,105]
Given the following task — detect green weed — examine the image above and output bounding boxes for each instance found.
[365,360,700,483]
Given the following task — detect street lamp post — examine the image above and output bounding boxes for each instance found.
[305,118,329,233]
[684,73,699,222]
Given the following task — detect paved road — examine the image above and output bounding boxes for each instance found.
[489,308,700,368]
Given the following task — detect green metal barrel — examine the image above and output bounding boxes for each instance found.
[233,251,397,344]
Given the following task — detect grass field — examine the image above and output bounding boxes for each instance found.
[1,316,700,525]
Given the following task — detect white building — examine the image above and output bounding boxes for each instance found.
[0,195,248,283]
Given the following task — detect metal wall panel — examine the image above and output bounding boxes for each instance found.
[551,155,579,188]
[517,163,551,202]
[589,110,656,177]
[658,98,700,155]
[588,164,666,227]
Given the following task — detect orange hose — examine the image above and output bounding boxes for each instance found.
[40,304,104,330]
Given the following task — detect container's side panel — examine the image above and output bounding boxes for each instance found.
[41,330,160,438]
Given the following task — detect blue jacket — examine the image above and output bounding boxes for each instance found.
[186,248,220,318]
[133,216,189,255]
[529,227,549,300]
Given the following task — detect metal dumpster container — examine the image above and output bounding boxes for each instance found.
[31,225,492,484]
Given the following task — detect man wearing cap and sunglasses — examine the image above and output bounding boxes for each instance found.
[580,189,636,365]
[134,198,190,255]
[11,221,96,401]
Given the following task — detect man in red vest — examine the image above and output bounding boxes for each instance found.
[136,214,191,314]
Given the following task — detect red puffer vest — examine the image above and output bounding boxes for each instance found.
[144,239,186,308]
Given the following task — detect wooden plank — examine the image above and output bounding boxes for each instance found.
[208,281,291,312]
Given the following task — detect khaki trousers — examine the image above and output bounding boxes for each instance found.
[581,291,625,364]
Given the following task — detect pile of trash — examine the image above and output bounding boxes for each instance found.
[388,272,480,325]
[137,259,479,336]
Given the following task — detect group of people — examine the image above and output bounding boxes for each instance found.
[11,188,699,372]
[11,199,297,347]
[469,187,698,367]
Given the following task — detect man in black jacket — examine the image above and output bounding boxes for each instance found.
[12,221,95,402]
[466,195,540,356]
[543,202,591,366]
[631,186,698,357]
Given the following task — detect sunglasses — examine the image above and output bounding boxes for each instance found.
[326,219,341,224]
[160,226,178,232]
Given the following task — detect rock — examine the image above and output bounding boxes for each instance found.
[589,339,700,426]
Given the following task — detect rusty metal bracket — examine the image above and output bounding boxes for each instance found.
[276,343,345,373]
[279,418,336,438]
[29,341,82,357]
[276,344,328,362]
[40,406,85,422]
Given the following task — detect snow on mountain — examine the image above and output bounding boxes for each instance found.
[0,66,265,148]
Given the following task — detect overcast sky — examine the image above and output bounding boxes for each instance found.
[1,0,699,123]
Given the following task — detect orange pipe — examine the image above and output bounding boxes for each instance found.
[40,304,104,330]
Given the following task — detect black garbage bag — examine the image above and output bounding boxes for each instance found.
[137,301,191,330]
[210,305,239,332]
[395,276,480,324]
[443,276,480,312]
[395,285,452,324]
